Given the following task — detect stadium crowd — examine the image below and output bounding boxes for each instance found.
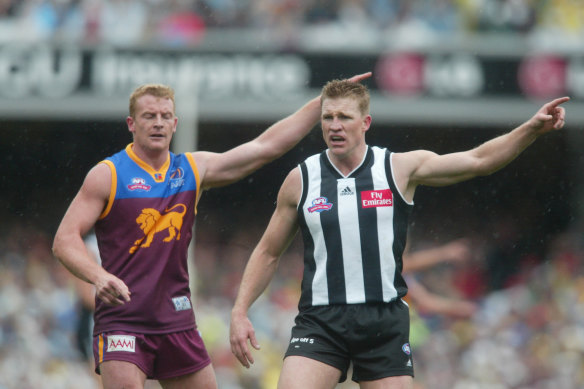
[1,212,583,388]
[0,0,582,47]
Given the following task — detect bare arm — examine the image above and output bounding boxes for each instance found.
[394,97,570,201]
[402,239,472,274]
[52,163,131,306]
[230,168,302,368]
[407,277,477,318]
[195,72,372,190]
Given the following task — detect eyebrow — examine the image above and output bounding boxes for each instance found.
[141,109,174,116]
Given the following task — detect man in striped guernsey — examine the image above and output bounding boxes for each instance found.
[52,73,371,389]
[230,79,569,388]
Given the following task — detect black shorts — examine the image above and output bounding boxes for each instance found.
[284,300,413,383]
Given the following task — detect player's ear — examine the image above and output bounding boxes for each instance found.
[126,116,135,134]
[363,115,372,133]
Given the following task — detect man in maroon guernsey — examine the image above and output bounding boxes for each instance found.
[53,73,371,389]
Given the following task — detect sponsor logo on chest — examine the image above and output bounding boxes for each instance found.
[361,189,393,208]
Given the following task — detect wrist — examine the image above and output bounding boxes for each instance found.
[231,305,248,318]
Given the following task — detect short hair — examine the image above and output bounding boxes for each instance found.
[128,84,175,118]
[321,79,370,116]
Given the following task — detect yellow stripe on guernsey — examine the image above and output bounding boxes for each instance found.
[125,143,170,183]
[98,160,117,220]
[185,152,200,215]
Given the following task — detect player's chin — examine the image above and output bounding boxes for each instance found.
[148,137,170,148]
[327,143,347,154]
[148,135,167,142]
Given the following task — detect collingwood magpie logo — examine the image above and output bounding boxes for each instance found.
[340,186,354,196]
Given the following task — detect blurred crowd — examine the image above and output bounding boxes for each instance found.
[1,213,583,389]
[0,0,582,47]
[0,226,99,389]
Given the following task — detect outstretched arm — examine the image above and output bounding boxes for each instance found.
[403,238,472,274]
[406,277,477,318]
[52,164,131,306]
[230,168,301,368]
[196,72,372,189]
[394,96,570,201]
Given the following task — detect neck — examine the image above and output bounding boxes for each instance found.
[131,144,168,171]
[327,144,367,177]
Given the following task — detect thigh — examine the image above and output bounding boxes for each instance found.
[284,306,351,381]
[350,301,414,382]
[278,356,341,389]
[153,329,212,380]
[359,375,413,389]
[160,364,217,389]
[100,360,147,389]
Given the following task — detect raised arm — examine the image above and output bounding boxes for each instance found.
[230,168,302,368]
[394,96,569,202]
[52,164,131,306]
[195,72,372,190]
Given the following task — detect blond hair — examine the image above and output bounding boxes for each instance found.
[321,79,370,116]
[128,84,175,118]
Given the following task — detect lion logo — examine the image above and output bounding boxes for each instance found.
[129,203,187,254]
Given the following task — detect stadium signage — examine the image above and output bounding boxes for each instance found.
[91,50,309,98]
[0,43,582,100]
[375,52,484,97]
[372,51,584,99]
[0,44,82,98]
[0,44,309,99]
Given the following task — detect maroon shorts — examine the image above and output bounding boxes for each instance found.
[93,328,211,380]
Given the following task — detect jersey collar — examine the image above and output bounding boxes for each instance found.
[125,143,170,183]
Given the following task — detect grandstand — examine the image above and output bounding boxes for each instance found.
[1,1,583,388]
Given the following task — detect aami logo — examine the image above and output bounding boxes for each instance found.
[361,189,393,208]
[128,177,151,191]
[107,335,136,352]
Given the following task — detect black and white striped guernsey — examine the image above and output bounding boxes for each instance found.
[297,146,413,309]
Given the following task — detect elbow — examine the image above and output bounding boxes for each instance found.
[52,246,62,263]
[259,148,284,166]
[258,153,276,168]
[256,247,281,270]
[475,168,492,178]
[52,233,65,261]
[477,163,505,178]
[472,158,497,177]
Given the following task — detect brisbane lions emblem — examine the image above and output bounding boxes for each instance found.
[129,203,187,254]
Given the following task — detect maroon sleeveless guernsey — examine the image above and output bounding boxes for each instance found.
[93,144,200,334]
